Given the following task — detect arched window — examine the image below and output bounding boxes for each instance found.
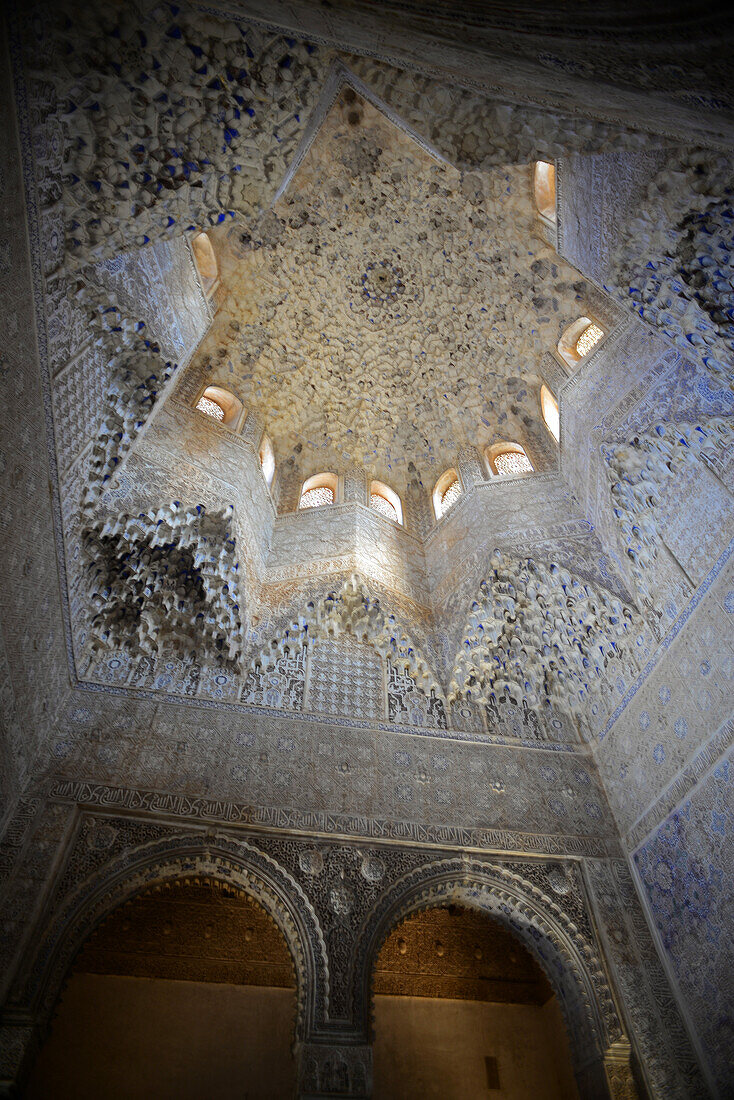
[540,385,560,443]
[575,321,604,358]
[369,480,403,525]
[259,433,275,487]
[486,442,533,477]
[191,231,218,298]
[433,469,463,520]
[557,316,605,367]
[534,161,556,223]
[195,385,243,429]
[299,472,338,510]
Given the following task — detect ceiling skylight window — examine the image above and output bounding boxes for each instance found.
[300,487,333,508]
[259,433,275,487]
[196,394,224,422]
[191,231,218,298]
[534,161,556,223]
[442,480,462,510]
[575,322,604,358]
[194,385,244,429]
[558,316,605,368]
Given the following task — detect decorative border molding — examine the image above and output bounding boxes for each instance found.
[66,679,586,752]
[46,780,621,857]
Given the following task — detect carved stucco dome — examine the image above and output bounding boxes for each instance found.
[188,87,594,490]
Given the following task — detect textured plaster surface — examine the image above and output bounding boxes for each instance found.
[1,3,733,1097]
[0,24,69,805]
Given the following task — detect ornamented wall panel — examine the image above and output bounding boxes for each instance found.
[131,399,276,575]
[241,650,306,711]
[355,508,428,604]
[652,460,731,588]
[595,548,734,842]
[0,25,71,801]
[46,692,619,855]
[0,799,707,1099]
[585,858,708,1100]
[308,637,384,722]
[557,151,671,284]
[633,745,734,1098]
[94,237,209,365]
[560,319,669,526]
[51,341,113,480]
[386,661,446,730]
[269,507,360,576]
[425,473,590,601]
[0,797,74,1005]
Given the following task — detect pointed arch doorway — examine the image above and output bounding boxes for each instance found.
[26,879,298,1099]
[372,904,579,1099]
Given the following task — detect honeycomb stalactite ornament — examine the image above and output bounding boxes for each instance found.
[82,502,244,665]
[448,550,643,728]
[610,152,734,386]
[361,260,405,304]
[353,259,419,324]
[79,281,180,514]
[247,575,441,697]
[45,6,326,265]
[71,280,248,667]
[38,1,653,271]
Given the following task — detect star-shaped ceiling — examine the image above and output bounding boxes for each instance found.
[186,83,596,491]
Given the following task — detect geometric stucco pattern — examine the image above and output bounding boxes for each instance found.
[633,746,734,1096]
[1,3,733,1099]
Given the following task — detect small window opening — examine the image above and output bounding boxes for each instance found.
[191,231,218,298]
[433,469,463,519]
[486,442,533,477]
[300,487,334,509]
[540,385,560,443]
[259,433,275,487]
[441,480,462,510]
[196,394,224,422]
[557,316,605,367]
[299,472,338,510]
[534,161,556,223]
[194,385,243,429]
[575,321,604,358]
[369,480,403,525]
